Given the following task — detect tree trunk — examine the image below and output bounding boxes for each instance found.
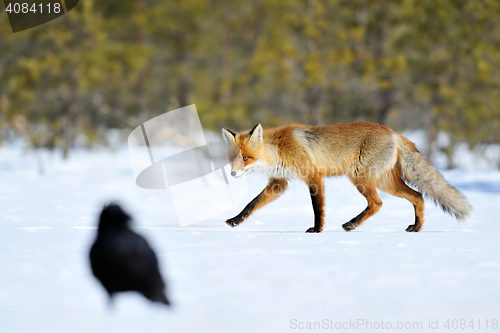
[304,86,324,126]
[442,140,456,170]
[377,88,392,125]
[178,42,190,107]
[134,0,148,121]
[61,97,75,160]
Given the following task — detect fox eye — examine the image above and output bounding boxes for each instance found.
[243,156,249,161]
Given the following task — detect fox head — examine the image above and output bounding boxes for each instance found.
[222,123,267,178]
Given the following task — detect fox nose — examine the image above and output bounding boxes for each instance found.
[231,171,236,177]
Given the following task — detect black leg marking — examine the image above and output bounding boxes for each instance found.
[306,182,324,233]
[225,178,288,228]
[342,206,370,231]
[406,211,421,232]
[226,195,260,227]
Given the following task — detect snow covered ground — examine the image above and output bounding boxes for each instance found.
[1,139,500,333]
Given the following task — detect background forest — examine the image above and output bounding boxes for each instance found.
[0,0,499,168]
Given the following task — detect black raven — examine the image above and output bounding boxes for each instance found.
[89,203,170,306]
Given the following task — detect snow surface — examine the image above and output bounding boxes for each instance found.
[1,141,500,333]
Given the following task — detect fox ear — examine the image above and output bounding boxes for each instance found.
[222,128,237,145]
[248,123,263,146]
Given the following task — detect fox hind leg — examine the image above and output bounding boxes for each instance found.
[342,183,383,231]
[377,169,425,232]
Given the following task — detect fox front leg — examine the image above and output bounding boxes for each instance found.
[225,178,288,228]
[305,175,325,233]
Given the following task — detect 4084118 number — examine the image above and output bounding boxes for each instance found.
[5,2,62,14]
[444,319,498,330]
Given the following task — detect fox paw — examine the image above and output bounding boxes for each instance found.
[342,222,357,231]
[226,217,242,227]
[305,227,322,233]
[406,224,421,232]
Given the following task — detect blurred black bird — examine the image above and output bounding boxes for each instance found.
[89,203,170,306]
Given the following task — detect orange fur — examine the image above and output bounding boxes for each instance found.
[222,122,471,232]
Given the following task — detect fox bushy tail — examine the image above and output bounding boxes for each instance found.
[397,136,472,226]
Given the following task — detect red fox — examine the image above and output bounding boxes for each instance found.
[222,122,471,233]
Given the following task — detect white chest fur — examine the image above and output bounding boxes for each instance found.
[245,159,299,179]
